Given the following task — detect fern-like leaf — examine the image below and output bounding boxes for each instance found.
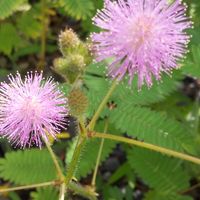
[60,0,94,20]
[84,63,182,118]
[115,71,182,106]
[0,0,26,19]
[110,105,193,152]
[182,45,200,78]
[145,191,192,200]
[31,187,58,200]
[0,23,22,55]
[127,148,190,194]
[0,149,57,185]
[17,5,42,39]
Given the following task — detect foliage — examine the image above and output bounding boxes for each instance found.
[66,138,116,179]
[182,45,200,77]
[65,122,118,180]
[0,149,57,185]
[0,23,22,55]
[59,0,95,20]
[31,187,58,200]
[0,0,27,20]
[128,148,190,193]
[111,105,193,152]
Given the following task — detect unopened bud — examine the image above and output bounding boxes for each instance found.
[70,54,85,69]
[68,89,88,117]
[59,28,80,56]
[54,53,85,83]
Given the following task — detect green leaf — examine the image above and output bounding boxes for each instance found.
[60,0,94,20]
[0,149,57,185]
[31,187,58,200]
[17,7,42,39]
[151,91,192,122]
[0,0,27,19]
[84,62,182,118]
[107,162,133,185]
[103,186,124,200]
[145,190,192,200]
[0,23,22,55]
[115,71,182,106]
[8,192,21,200]
[127,148,190,194]
[110,105,192,152]
[182,45,200,77]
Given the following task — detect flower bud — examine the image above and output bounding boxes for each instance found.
[54,53,85,83]
[68,89,88,117]
[59,28,80,56]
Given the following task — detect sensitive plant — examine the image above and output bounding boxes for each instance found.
[0,0,200,200]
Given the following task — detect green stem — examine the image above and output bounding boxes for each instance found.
[79,118,87,137]
[93,132,200,165]
[0,181,59,193]
[0,181,97,200]
[65,135,86,187]
[91,138,104,187]
[44,139,64,180]
[69,182,97,200]
[59,182,66,200]
[180,182,200,194]
[39,0,47,70]
[91,120,108,187]
[87,80,118,131]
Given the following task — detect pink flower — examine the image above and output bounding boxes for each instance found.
[91,0,192,88]
[0,72,68,148]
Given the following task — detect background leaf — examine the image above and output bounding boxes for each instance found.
[127,148,190,195]
[0,149,57,185]
[59,0,94,20]
[0,0,27,20]
[31,187,58,200]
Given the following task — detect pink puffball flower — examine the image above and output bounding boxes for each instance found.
[0,72,68,148]
[91,0,192,88]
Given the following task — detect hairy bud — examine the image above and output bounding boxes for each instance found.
[54,53,85,83]
[59,28,80,56]
[68,89,88,117]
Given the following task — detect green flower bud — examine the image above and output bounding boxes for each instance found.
[54,54,85,83]
[59,28,80,56]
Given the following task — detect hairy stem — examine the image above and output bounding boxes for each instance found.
[79,118,87,137]
[91,120,108,187]
[0,181,59,193]
[0,181,97,200]
[44,139,64,180]
[87,80,118,131]
[65,135,86,187]
[93,132,200,165]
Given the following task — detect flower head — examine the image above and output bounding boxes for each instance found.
[0,72,68,148]
[91,0,192,88]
